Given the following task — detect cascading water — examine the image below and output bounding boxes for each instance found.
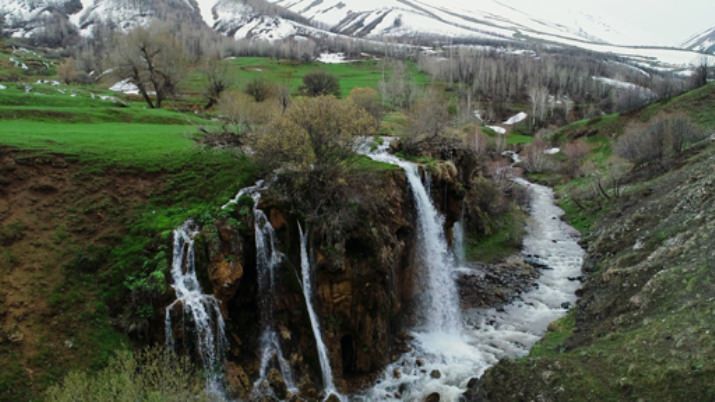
[298,223,341,400]
[453,219,466,267]
[223,181,297,396]
[249,193,297,395]
[360,140,463,334]
[359,140,584,401]
[165,220,228,395]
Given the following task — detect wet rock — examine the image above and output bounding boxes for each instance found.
[458,257,539,309]
[425,392,441,402]
[430,369,442,379]
[269,208,287,230]
[208,258,244,302]
[393,368,402,379]
[225,362,252,398]
[325,393,342,402]
[561,302,571,309]
[268,368,288,400]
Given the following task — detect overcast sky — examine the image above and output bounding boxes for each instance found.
[508,0,714,46]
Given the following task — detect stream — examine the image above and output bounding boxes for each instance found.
[165,143,584,402]
[359,144,585,401]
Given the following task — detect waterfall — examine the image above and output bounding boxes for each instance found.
[224,181,297,395]
[250,195,297,394]
[359,141,584,402]
[362,145,462,334]
[298,223,340,400]
[453,220,466,267]
[165,220,228,395]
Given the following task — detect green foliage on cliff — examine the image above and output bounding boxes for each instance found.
[45,348,210,402]
[464,209,526,264]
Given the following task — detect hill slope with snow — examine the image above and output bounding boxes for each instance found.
[1,0,713,67]
[684,27,715,54]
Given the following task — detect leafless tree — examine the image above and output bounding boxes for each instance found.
[111,23,188,109]
[522,139,549,172]
[528,86,549,129]
[408,90,450,140]
[615,114,706,168]
[203,56,232,109]
[690,60,708,89]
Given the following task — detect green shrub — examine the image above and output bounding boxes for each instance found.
[45,348,213,402]
[300,71,341,97]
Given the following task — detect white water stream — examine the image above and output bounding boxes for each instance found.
[164,141,583,402]
[244,187,298,396]
[165,220,228,396]
[358,143,584,401]
[298,223,342,400]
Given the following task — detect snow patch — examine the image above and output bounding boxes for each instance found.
[317,52,352,64]
[488,125,507,135]
[9,57,28,70]
[504,112,528,125]
[592,76,641,91]
[36,79,61,86]
[544,147,561,155]
[109,79,140,95]
[194,0,219,27]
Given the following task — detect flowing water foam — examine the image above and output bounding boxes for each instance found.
[165,220,228,396]
[298,223,342,400]
[223,181,299,396]
[358,141,584,401]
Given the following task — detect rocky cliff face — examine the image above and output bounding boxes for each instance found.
[181,169,418,397]
[163,141,494,398]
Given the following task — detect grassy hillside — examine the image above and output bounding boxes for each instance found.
[0,48,429,400]
[185,57,429,98]
[0,56,259,401]
[471,84,715,401]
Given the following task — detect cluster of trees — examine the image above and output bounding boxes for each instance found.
[615,114,707,168]
[416,46,695,128]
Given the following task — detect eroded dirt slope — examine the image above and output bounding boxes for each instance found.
[0,148,160,400]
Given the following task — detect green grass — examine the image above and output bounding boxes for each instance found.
[0,85,217,170]
[638,82,715,129]
[347,155,399,172]
[465,210,526,264]
[0,121,202,169]
[508,131,534,145]
[186,57,429,98]
[380,111,408,137]
[529,312,576,358]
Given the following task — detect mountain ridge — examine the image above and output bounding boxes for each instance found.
[0,0,713,67]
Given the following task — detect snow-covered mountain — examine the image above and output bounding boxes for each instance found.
[1,0,713,68]
[208,0,331,41]
[684,27,715,54]
[0,0,80,39]
[74,0,204,34]
[269,0,615,44]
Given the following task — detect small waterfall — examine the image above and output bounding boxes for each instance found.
[250,195,297,394]
[224,181,297,395]
[359,140,584,401]
[165,220,228,395]
[453,219,466,267]
[362,145,462,334]
[298,223,340,400]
